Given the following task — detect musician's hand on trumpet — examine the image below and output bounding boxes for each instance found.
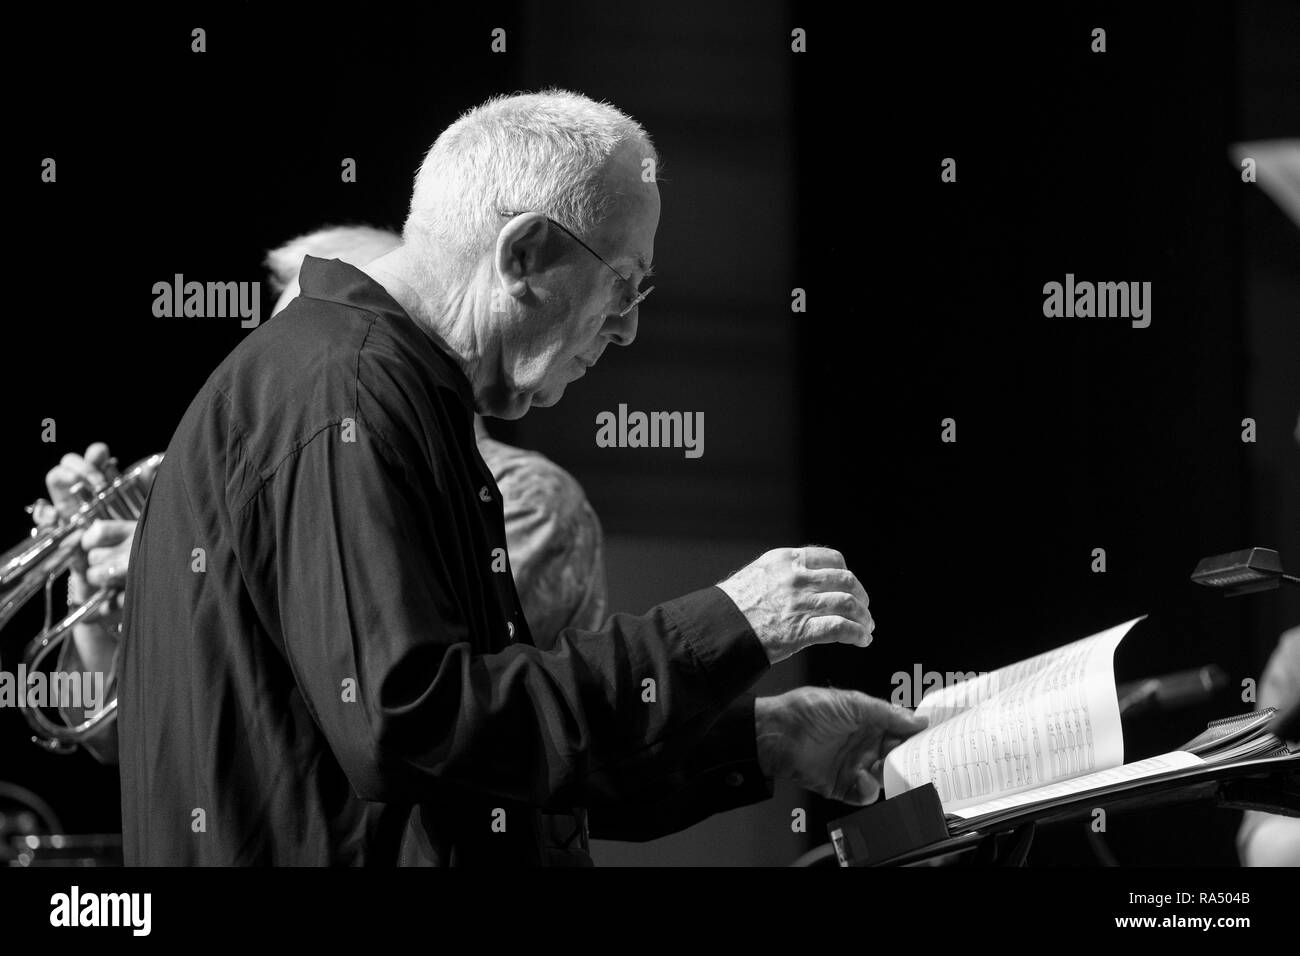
[37,443,140,678]
[6,442,159,760]
[82,521,137,593]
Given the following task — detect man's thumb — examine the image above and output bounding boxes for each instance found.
[866,697,929,735]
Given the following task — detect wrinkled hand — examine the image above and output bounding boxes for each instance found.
[718,546,874,665]
[39,443,135,619]
[755,687,928,805]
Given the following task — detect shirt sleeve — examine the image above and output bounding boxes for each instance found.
[259,423,769,809]
[585,694,773,841]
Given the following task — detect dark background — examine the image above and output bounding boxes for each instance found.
[3,1,1297,866]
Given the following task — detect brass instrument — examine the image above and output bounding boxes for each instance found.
[0,454,163,753]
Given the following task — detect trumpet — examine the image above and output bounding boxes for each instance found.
[0,453,163,753]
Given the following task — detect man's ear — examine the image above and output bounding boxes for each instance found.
[494,213,551,302]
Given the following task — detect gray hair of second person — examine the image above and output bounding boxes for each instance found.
[401,89,658,288]
[265,224,402,316]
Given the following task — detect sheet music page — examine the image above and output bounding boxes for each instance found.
[883,617,1143,812]
[948,750,1204,820]
[915,616,1146,725]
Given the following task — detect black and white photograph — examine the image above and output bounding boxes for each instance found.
[2,0,1298,939]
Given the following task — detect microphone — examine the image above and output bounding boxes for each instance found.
[1118,665,1229,717]
[1190,546,1300,744]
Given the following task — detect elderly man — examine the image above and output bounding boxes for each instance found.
[120,90,924,865]
[48,224,609,859]
[269,226,612,645]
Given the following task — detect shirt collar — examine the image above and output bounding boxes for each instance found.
[296,255,476,408]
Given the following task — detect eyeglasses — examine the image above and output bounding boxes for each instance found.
[498,211,654,318]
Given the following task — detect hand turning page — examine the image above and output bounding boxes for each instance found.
[883,617,1145,812]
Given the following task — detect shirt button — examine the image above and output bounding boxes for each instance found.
[724,771,744,787]
[478,485,492,503]
[507,621,516,640]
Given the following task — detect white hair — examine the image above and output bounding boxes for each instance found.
[264,224,402,293]
[403,89,656,280]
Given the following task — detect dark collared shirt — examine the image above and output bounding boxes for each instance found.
[119,257,770,865]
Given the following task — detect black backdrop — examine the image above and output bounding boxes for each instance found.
[5,2,1298,865]
[797,3,1299,863]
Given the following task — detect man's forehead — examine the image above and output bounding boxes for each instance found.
[593,209,655,273]
[592,163,658,272]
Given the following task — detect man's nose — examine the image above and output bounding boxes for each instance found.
[604,308,638,347]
